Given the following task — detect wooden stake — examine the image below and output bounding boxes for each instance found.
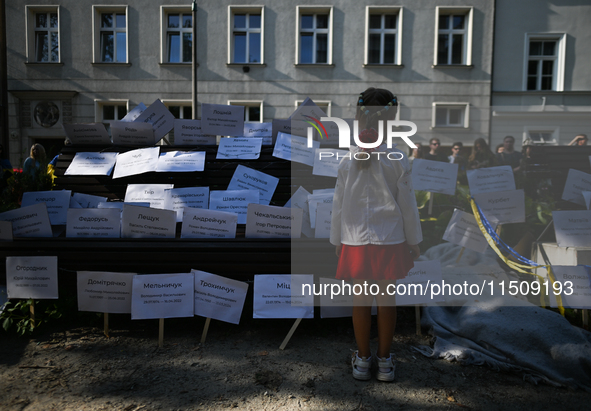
[455,247,465,264]
[427,195,434,216]
[279,318,303,350]
[495,224,502,237]
[29,300,35,329]
[200,317,211,344]
[415,306,421,336]
[103,313,109,338]
[158,318,164,347]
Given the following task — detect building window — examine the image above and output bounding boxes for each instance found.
[25,6,60,63]
[164,101,193,119]
[434,7,473,66]
[295,100,332,117]
[432,103,469,128]
[160,7,192,64]
[365,7,402,65]
[228,101,263,122]
[524,127,558,145]
[228,7,264,64]
[93,6,128,63]
[524,34,566,91]
[296,6,333,65]
[95,101,128,134]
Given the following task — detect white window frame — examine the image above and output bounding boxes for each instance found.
[160,6,193,64]
[432,102,470,128]
[364,6,402,66]
[94,99,129,127]
[434,7,473,66]
[25,6,61,63]
[295,6,333,65]
[523,126,559,145]
[294,100,332,117]
[162,100,193,119]
[523,33,566,92]
[227,100,264,122]
[227,6,265,65]
[92,5,129,64]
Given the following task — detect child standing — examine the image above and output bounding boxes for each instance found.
[330,88,422,381]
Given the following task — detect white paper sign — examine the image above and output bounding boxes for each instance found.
[442,209,489,253]
[6,256,58,299]
[121,205,177,239]
[201,103,245,137]
[77,271,135,313]
[134,99,175,142]
[65,152,118,176]
[66,208,121,238]
[193,270,248,324]
[272,132,319,166]
[164,187,209,222]
[549,266,591,309]
[472,189,525,224]
[313,149,349,177]
[209,190,259,224]
[285,186,313,237]
[111,121,155,146]
[552,210,591,248]
[227,165,279,206]
[181,208,237,239]
[131,273,194,320]
[583,191,591,210]
[308,193,333,229]
[62,123,111,145]
[243,122,273,145]
[0,221,12,241]
[121,102,146,122]
[124,184,174,209]
[561,169,591,206]
[253,274,314,319]
[71,193,108,209]
[395,260,444,306]
[411,159,459,195]
[156,151,206,172]
[112,147,160,179]
[245,203,303,239]
[467,166,515,195]
[217,138,262,160]
[314,203,332,238]
[173,119,217,145]
[21,190,71,226]
[0,203,52,238]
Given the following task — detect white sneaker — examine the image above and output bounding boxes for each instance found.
[376,355,396,382]
[351,351,372,381]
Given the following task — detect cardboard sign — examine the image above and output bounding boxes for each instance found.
[245,203,303,238]
[124,184,174,209]
[467,166,515,195]
[549,266,591,309]
[65,152,118,176]
[181,208,237,239]
[411,159,459,195]
[227,165,279,206]
[111,121,155,146]
[252,274,314,319]
[134,99,175,142]
[561,169,591,206]
[173,119,217,146]
[243,122,273,145]
[395,260,444,306]
[0,221,13,241]
[66,208,121,238]
[201,103,245,137]
[156,151,206,172]
[209,190,259,224]
[72,193,108,209]
[472,189,525,224]
[131,273,194,320]
[313,149,349,178]
[0,203,52,238]
[272,132,319,166]
[217,138,262,160]
[77,271,135,313]
[112,147,160,179]
[121,102,146,122]
[308,193,333,229]
[192,270,248,324]
[552,210,591,248]
[314,203,332,238]
[163,187,209,222]
[62,123,111,145]
[285,186,313,237]
[121,205,176,239]
[6,256,58,299]
[21,190,71,226]
[442,209,489,253]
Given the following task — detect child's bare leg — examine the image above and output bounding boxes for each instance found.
[352,280,374,358]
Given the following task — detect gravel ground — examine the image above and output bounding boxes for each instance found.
[1,309,590,411]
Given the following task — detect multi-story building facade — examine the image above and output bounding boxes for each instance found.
[4,0,495,166]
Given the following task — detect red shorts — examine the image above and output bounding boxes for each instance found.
[335,243,414,281]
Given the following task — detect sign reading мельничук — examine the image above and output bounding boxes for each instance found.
[77,271,135,313]
[411,159,459,195]
[131,273,195,320]
[552,210,591,248]
[6,256,58,299]
[0,203,52,238]
[201,103,245,137]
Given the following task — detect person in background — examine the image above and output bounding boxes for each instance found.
[496,135,522,172]
[23,143,46,178]
[468,138,497,169]
[568,134,588,146]
[0,143,13,189]
[423,138,448,162]
[408,142,423,168]
[448,142,467,171]
[496,144,505,154]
